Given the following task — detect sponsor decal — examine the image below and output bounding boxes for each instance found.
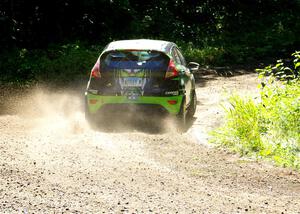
[165,91,179,95]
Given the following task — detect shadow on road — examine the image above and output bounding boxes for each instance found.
[88,113,196,134]
[194,66,255,88]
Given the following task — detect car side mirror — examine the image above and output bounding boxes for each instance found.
[188,62,200,72]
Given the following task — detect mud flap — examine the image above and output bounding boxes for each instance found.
[176,96,187,132]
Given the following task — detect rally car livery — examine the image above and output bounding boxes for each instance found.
[85,39,199,127]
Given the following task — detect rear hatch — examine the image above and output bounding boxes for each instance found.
[88,50,179,98]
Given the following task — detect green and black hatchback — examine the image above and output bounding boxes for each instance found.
[85,39,199,128]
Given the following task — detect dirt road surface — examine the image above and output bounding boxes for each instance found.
[0,71,299,213]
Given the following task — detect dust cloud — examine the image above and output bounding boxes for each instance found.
[4,86,179,136]
[19,89,87,134]
[1,87,183,172]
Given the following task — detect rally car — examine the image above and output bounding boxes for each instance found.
[85,39,199,128]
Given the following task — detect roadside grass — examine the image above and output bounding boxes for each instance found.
[211,52,300,170]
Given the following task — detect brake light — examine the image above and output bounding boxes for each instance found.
[167,100,177,105]
[91,58,101,78]
[165,60,179,79]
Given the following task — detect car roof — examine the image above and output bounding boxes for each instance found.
[103,39,175,53]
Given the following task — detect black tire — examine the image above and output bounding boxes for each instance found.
[187,90,197,118]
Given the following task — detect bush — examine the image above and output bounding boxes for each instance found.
[0,43,102,85]
[212,95,264,155]
[256,51,300,81]
[180,44,227,65]
[211,51,300,169]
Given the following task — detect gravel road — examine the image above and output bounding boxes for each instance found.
[0,71,299,213]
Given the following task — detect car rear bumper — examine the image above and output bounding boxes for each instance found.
[86,92,183,115]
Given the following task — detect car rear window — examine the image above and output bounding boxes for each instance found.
[100,50,169,70]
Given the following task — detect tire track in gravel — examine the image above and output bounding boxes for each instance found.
[0,72,299,213]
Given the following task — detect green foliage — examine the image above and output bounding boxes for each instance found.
[256,51,300,81]
[212,95,264,155]
[35,44,100,83]
[1,42,230,84]
[1,0,300,80]
[211,52,300,169]
[180,44,226,65]
[0,43,101,85]
[0,42,254,85]
[1,0,300,61]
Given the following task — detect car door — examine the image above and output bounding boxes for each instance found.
[172,47,192,105]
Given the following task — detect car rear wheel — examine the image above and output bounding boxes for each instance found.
[187,90,197,118]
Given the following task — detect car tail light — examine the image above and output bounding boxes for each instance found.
[165,60,179,79]
[167,100,177,105]
[91,58,101,78]
[89,99,98,104]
